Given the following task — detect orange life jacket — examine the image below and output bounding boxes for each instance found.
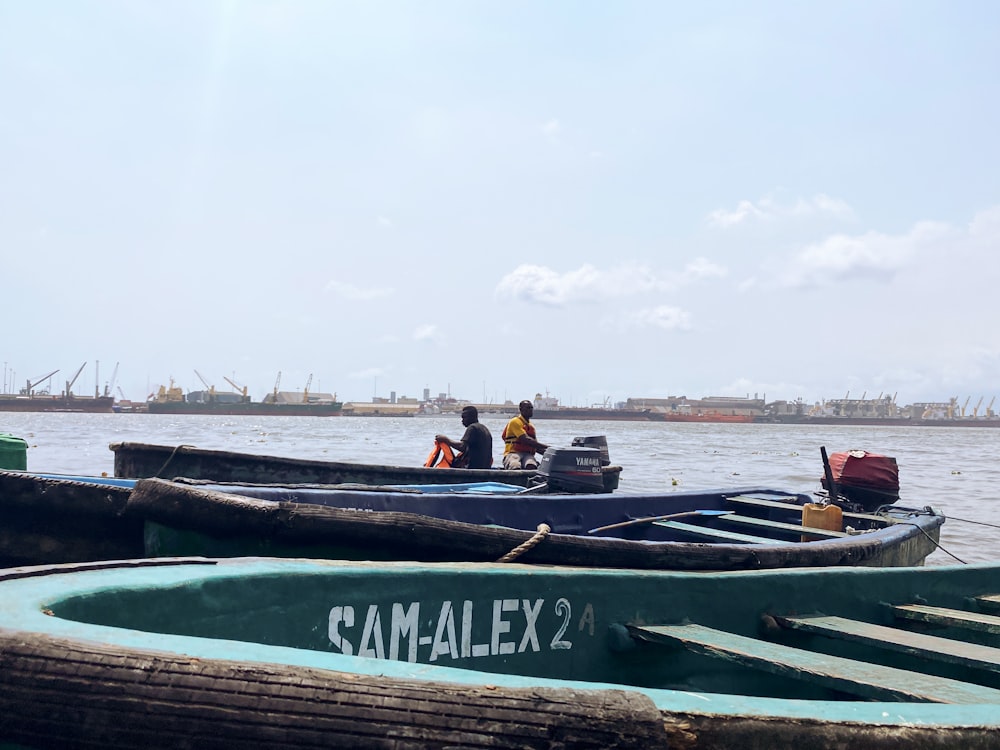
[424,440,457,468]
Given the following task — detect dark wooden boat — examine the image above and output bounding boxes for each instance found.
[133,477,944,570]
[0,470,944,570]
[110,440,623,493]
[1,556,999,748]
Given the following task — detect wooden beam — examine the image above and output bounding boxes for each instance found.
[651,520,783,545]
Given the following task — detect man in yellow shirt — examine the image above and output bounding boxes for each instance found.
[501,400,549,470]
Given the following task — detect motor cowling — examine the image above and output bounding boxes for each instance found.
[536,446,605,493]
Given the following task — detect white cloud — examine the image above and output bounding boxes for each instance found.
[325,281,394,300]
[413,324,443,343]
[627,305,692,331]
[709,193,854,227]
[778,220,952,288]
[495,260,726,307]
[541,119,561,138]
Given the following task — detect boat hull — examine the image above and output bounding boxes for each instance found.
[110,441,623,492]
[145,401,343,416]
[0,557,997,748]
[0,395,114,413]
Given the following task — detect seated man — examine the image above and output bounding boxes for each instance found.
[501,400,549,470]
[435,405,493,469]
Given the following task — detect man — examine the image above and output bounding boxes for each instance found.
[435,405,493,469]
[501,399,549,470]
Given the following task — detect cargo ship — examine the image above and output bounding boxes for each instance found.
[145,379,343,417]
[0,364,114,413]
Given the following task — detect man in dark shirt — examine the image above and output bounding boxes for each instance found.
[436,405,493,468]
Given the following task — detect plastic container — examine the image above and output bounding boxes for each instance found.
[801,502,843,542]
[0,433,28,471]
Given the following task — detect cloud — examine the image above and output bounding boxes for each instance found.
[495,260,725,307]
[778,220,952,288]
[413,324,443,343]
[626,305,692,331]
[325,281,394,300]
[541,119,561,138]
[377,216,393,227]
[708,194,854,227]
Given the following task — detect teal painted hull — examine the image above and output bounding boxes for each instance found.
[1,558,999,747]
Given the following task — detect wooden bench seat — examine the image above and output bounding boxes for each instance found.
[893,604,1000,636]
[726,495,891,524]
[628,622,1000,704]
[651,520,782,545]
[778,614,1000,673]
[976,594,1000,615]
[720,513,849,539]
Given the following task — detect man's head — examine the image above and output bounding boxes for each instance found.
[461,405,479,426]
[519,400,533,418]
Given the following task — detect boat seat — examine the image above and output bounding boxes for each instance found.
[628,622,1000,703]
[778,614,1000,674]
[719,514,849,539]
[651,520,783,545]
[975,594,1000,615]
[892,604,1000,636]
[725,495,890,524]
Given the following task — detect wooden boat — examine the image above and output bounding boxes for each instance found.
[133,477,944,570]
[110,440,624,493]
[1,556,999,748]
[0,470,945,570]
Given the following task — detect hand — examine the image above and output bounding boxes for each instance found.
[435,434,448,443]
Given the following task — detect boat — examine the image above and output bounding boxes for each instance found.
[110,440,624,493]
[132,478,944,569]
[0,363,115,413]
[653,412,755,423]
[145,379,344,417]
[0,469,944,570]
[1,557,999,748]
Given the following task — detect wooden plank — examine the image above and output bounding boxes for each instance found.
[778,614,1000,673]
[725,495,890,524]
[721,514,849,539]
[628,622,1000,704]
[651,520,783,545]
[976,594,1000,615]
[893,604,1000,636]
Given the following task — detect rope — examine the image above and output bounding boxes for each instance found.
[152,444,195,479]
[496,523,551,563]
[895,521,967,564]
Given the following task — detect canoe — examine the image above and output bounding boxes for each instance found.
[1,557,999,748]
[0,470,944,570]
[133,477,944,570]
[110,440,624,493]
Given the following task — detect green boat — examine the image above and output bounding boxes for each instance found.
[1,557,998,748]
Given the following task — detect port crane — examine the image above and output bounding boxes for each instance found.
[973,397,984,418]
[23,369,59,396]
[64,362,87,397]
[302,374,313,403]
[194,370,217,400]
[223,376,250,402]
[103,362,120,398]
[272,372,281,401]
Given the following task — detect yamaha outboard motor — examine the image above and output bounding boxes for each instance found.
[571,435,610,466]
[533,445,606,493]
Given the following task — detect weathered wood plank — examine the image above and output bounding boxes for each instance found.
[726,495,890,524]
[893,604,1000,635]
[721,514,849,539]
[628,622,1000,703]
[778,614,1000,673]
[651,520,783,545]
[976,594,1000,615]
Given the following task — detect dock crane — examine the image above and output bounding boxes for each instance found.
[23,369,59,396]
[223,376,250,403]
[103,362,120,398]
[272,371,281,402]
[960,396,970,418]
[194,370,217,401]
[302,374,313,403]
[973,397,984,418]
[64,362,87,397]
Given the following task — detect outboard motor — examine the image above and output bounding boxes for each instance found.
[571,435,610,465]
[534,446,606,493]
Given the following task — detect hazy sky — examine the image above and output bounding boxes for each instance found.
[2,1,998,408]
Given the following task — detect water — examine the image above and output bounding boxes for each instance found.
[5,413,999,565]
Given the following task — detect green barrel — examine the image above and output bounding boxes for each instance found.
[0,433,28,470]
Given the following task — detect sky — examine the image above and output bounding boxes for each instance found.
[2,1,999,409]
